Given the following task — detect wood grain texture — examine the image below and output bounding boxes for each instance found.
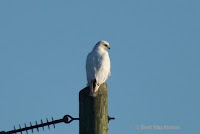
[79,83,108,134]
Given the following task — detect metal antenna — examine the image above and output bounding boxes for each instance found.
[0,115,79,134]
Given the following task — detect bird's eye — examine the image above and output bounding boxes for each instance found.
[104,44,108,47]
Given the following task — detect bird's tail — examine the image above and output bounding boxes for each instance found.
[89,79,100,97]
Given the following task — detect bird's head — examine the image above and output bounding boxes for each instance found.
[93,40,110,51]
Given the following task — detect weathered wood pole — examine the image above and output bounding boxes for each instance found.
[79,83,108,134]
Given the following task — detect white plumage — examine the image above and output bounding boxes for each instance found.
[86,40,111,97]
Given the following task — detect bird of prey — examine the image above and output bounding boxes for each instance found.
[86,40,111,97]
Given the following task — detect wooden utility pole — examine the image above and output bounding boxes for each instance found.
[79,83,108,134]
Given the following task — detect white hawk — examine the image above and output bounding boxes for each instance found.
[86,40,111,97]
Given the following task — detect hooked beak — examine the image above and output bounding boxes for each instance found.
[108,46,111,50]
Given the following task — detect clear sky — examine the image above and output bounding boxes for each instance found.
[0,0,199,134]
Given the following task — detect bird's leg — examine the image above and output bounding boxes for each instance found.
[93,79,96,90]
[89,79,98,97]
[89,79,94,96]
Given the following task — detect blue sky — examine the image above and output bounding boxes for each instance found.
[0,0,199,134]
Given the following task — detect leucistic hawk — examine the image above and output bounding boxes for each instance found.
[86,40,111,97]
